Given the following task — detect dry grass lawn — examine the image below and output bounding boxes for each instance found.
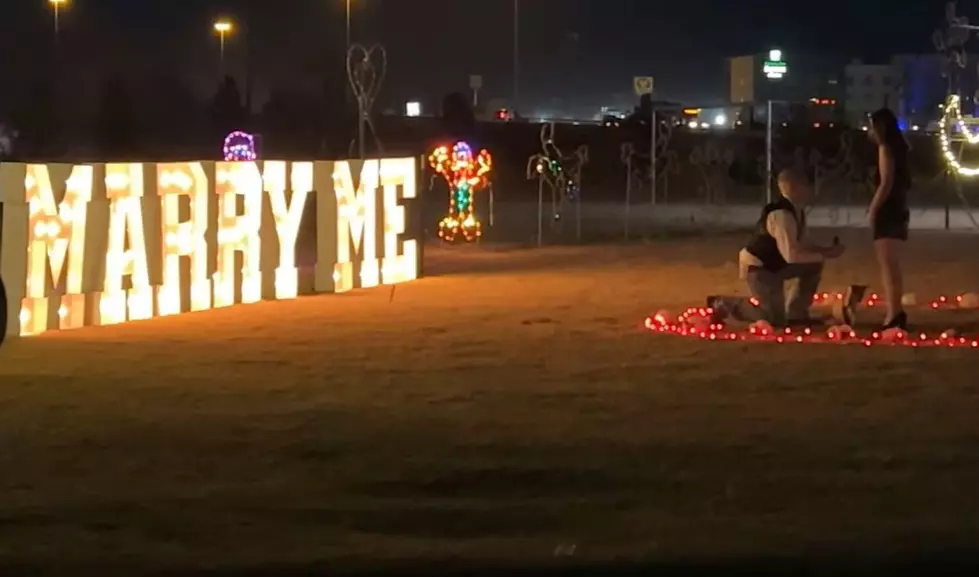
[3,229,979,575]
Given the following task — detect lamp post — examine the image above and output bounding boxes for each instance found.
[346,0,352,51]
[48,0,66,41]
[513,0,520,117]
[214,20,233,76]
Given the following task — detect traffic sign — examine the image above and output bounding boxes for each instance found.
[634,76,654,96]
[470,75,483,90]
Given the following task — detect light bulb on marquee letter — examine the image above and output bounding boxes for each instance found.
[214,161,263,307]
[379,158,418,284]
[157,162,210,315]
[333,160,379,293]
[100,163,153,325]
[21,164,94,335]
[263,161,311,299]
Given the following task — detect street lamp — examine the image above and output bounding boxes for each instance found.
[48,0,67,38]
[214,20,233,75]
[346,0,352,51]
[513,0,519,117]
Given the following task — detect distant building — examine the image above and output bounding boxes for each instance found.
[840,54,979,130]
[728,49,844,124]
[893,54,947,128]
[891,54,979,129]
[844,60,900,128]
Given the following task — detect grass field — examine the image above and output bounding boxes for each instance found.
[3,229,979,575]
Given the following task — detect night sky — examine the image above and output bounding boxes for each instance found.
[0,0,956,114]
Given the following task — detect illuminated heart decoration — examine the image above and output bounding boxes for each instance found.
[938,94,979,175]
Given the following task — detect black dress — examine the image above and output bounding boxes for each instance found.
[872,143,911,241]
[0,274,6,348]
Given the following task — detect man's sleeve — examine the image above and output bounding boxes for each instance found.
[767,211,823,264]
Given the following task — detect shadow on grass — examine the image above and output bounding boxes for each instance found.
[422,229,749,278]
[79,549,979,577]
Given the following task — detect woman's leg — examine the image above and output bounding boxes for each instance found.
[874,238,904,323]
[0,275,6,348]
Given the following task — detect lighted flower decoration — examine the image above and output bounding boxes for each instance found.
[429,141,492,242]
[526,123,588,221]
[223,130,257,161]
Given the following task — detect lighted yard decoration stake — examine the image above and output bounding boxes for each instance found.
[526,123,588,246]
[620,143,648,240]
[429,141,492,243]
[346,43,386,158]
[223,130,257,161]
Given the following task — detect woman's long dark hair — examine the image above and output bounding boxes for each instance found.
[870,108,909,155]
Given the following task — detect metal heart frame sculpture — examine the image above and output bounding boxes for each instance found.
[346,43,387,158]
[934,2,971,73]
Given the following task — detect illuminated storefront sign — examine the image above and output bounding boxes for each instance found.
[763,49,788,79]
[0,159,420,337]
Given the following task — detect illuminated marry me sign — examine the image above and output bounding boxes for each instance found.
[0,158,420,338]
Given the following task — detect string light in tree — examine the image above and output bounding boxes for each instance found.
[429,141,492,242]
[223,130,257,161]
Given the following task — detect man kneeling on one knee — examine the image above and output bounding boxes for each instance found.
[710,168,845,327]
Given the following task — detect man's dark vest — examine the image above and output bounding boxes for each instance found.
[744,196,804,272]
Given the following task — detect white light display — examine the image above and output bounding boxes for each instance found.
[157,162,211,315]
[21,164,94,335]
[332,160,379,292]
[214,162,263,307]
[100,163,153,325]
[262,161,312,299]
[379,158,418,284]
[0,158,422,338]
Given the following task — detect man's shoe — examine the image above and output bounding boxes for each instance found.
[880,311,908,332]
[706,295,728,324]
[787,316,827,329]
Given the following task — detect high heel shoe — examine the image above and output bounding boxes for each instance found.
[881,311,908,331]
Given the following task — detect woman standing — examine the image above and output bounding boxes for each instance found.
[867,108,911,330]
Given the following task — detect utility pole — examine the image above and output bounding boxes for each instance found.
[513,0,520,117]
[244,0,253,114]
